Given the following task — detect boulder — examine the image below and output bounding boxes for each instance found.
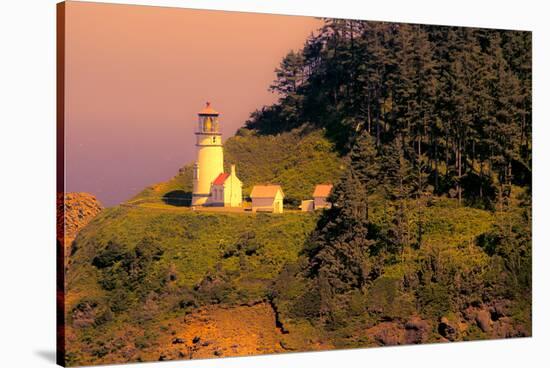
[405,316,429,344]
[489,300,512,320]
[462,306,477,322]
[438,317,459,341]
[492,317,515,338]
[475,310,492,333]
[515,324,530,337]
[406,316,429,331]
[366,322,405,346]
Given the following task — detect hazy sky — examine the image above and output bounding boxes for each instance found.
[64,1,322,206]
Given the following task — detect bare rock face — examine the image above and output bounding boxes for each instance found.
[366,322,405,346]
[462,300,518,337]
[405,316,430,344]
[438,317,459,341]
[488,299,512,321]
[57,192,103,264]
[475,309,492,333]
[492,317,516,338]
[462,306,477,322]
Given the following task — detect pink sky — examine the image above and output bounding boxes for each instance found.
[64,1,322,206]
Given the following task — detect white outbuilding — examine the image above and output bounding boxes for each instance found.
[312,184,333,210]
[208,164,242,207]
[250,185,285,213]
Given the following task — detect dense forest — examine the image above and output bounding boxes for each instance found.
[247,19,531,342]
[246,20,531,207]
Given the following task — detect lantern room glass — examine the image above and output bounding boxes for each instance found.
[199,115,219,133]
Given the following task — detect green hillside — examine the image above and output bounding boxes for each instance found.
[131,127,343,207]
[67,207,319,309]
[65,206,318,364]
[64,190,530,365]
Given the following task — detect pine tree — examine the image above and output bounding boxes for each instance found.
[349,131,379,219]
[269,50,306,128]
[250,20,531,208]
[379,138,413,256]
[306,168,374,295]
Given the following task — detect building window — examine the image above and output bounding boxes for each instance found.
[193,164,199,179]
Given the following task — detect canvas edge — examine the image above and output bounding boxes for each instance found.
[56,2,67,367]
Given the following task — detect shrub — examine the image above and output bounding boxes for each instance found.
[178,287,198,310]
[222,232,262,258]
[109,288,135,313]
[417,283,452,318]
[92,241,125,269]
[348,289,367,316]
[366,276,415,320]
[289,286,321,319]
[366,277,398,313]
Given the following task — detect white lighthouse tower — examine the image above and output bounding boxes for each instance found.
[192,102,224,206]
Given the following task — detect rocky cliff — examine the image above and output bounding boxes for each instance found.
[57,192,103,265]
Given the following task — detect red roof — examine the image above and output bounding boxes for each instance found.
[313,184,333,198]
[198,102,219,115]
[212,173,230,186]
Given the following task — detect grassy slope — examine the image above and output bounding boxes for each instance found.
[272,197,497,349]
[131,127,344,205]
[65,206,319,365]
[67,207,319,309]
[66,195,499,364]
[370,196,495,279]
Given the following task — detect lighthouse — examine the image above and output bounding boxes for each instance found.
[192,102,224,206]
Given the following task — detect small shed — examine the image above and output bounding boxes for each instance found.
[312,184,333,210]
[300,199,314,212]
[250,185,284,213]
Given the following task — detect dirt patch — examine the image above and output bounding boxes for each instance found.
[66,301,330,365]
[156,302,286,360]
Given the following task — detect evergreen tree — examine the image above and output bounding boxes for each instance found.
[269,50,306,129]
[306,168,375,295]
[349,131,379,219]
[379,138,413,255]
[247,20,531,208]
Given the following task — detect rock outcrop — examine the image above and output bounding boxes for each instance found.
[366,322,405,346]
[57,192,103,265]
[438,317,459,341]
[475,309,492,333]
[405,316,430,344]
